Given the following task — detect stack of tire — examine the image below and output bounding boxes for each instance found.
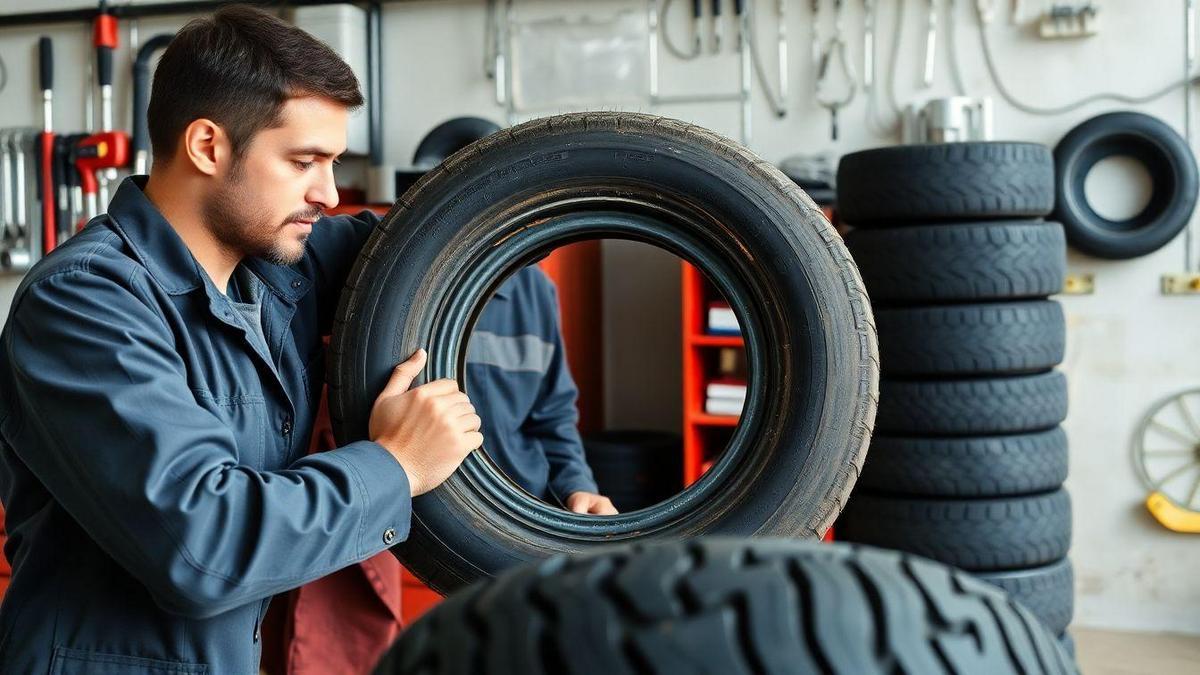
[833,142,1076,657]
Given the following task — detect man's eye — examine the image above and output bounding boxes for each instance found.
[294,160,314,170]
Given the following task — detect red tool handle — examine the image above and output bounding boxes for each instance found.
[41,133,56,253]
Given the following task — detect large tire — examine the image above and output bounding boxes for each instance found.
[372,538,1075,675]
[837,142,1055,225]
[876,301,1066,376]
[330,113,879,593]
[877,371,1068,435]
[1052,111,1199,260]
[859,427,1069,497]
[977,558,1075,636]
[837,490,1073,571]
[845,221,1067,303]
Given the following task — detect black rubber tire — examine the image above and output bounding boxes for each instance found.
[837,142,1055,225]
[330,112,879,594]
[876,301,1066,376]
[837,489,1073,571]
[372,538,1075,675]
[859,427,1069,498]
[412,116,503,169]
[977,558,1075,636]
[845,221,1067,304]
[582,431,683,512]
[1052,111,1199,260]
[877,371,1068,435]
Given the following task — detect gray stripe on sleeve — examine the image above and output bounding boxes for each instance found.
[467,331,556,374]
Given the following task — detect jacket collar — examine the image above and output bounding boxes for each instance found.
[106,176,310,303]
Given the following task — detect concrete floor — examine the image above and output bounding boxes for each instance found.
[1075,628,1200,674]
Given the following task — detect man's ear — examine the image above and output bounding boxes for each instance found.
[182,119,229,176]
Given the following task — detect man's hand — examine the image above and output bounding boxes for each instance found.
[565,491,618,515]
[369,349,482,496]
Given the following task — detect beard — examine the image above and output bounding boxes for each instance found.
[202,161,322,266]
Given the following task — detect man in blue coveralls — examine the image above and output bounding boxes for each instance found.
[0,6,479,673]
[468,267,618,515]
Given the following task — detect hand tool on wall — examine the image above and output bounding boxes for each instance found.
[811,0,822,71]
[94,0,119,210]
[75,131,128,228]
[777,0,788,102]
[132,34,173,175]
[815,0,857,140]
[53,135,72,240]
[38,36,57,253]
[733,0,746,50]
[863,0,876,89]
[922,0,937,87]
[711,0,722,53]
[692,0,703,55]
[0,130,12,243]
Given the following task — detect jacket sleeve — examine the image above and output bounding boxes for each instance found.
[522,278,599,501]
[4,267,410,619]
[303,210,381,336]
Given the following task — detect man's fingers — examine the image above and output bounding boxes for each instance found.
[379,349,427,397]
[457,413,482,432]
[413,379,461,398]
[448,402,477,417]
[590,499,618,516]
[463,431,484,450]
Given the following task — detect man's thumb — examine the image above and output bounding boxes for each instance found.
[380,349,427,397]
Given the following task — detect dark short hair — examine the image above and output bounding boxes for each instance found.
[148,4,364,165]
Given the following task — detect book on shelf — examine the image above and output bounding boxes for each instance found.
[706,302,741,335]
[706,379,747,401]
[704,397,744,416]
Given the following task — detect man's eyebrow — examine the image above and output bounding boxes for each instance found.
[288,146,345,160]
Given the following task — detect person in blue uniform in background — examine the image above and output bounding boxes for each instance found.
[467,266,618,515]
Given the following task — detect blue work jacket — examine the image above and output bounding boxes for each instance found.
[466,267,597,504]
[0,177,411,674]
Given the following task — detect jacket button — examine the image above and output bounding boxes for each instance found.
[383,528,396,545]
[281,420,292,435]
[291,279,302,289]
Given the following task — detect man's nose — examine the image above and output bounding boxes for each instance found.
[308,165,340,211]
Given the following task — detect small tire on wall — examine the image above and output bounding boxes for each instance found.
[329,112,879,594]
[1051,111,1199,259]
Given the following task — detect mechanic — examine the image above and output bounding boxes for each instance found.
[0,6,478,673]
[467,266,617,515]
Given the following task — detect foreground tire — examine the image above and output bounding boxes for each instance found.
[373,538,1075,675]
[845,221,1067,304]
[877,371,1068,435]
[330,113,878,593]
[875,301,1065,376]
[859,427,1069,497]
[837,490,1072,571]
[978,558,1075,636]
[837,142,1055,224]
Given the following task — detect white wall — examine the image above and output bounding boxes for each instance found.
[1,0,1198,635]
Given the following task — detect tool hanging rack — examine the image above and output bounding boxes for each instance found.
[0,0,420,28]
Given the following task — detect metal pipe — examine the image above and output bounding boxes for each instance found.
[1187,0,1196,272]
